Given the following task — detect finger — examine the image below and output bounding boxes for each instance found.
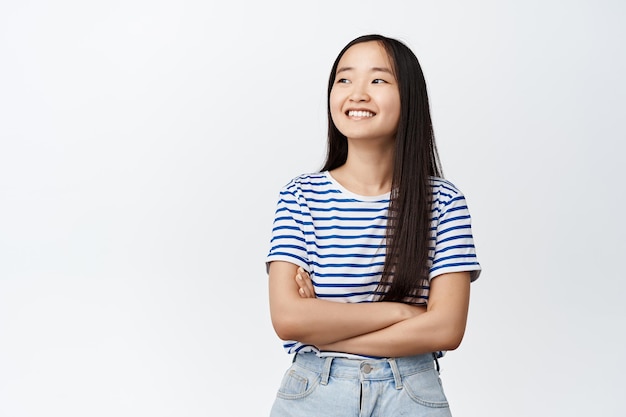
[303,272,315,297]
[297,268,308,279]
[297,283,312,298]
[299,268,315,296]
[295,273,306,289]
[295,273,310,298]
[305,281,315,297]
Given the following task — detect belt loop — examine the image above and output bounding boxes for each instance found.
[387,358,403,390]
[433,353,441,374]
[320,356,333,386]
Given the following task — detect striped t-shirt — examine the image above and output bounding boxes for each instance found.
[266,171,481,356]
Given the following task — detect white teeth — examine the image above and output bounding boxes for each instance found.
[348,110,374,118]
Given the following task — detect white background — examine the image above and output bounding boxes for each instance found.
[1,1,625,416]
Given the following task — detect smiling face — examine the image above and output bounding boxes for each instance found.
[329,41,401,144]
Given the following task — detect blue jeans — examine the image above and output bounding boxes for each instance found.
[270,352,452,417]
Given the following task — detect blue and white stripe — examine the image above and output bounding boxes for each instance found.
[267,171,481,355]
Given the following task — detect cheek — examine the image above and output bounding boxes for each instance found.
[382,94,401,123]
[329,91,344,123]
[382,91,401,111]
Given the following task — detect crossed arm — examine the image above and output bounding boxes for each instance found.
[268,261,471,358]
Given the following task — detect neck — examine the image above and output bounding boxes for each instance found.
[330,137,395,196]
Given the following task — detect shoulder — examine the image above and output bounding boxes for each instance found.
[280,172,335,197]
[429,177,467,206]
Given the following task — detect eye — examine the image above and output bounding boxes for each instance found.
[372,79,388,84]
[336,78,350,84]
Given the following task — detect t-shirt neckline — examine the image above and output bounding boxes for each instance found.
[323,171,391,201]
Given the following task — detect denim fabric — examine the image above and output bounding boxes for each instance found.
[270,352,452,417]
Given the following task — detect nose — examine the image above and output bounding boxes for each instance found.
[349,82,370,102]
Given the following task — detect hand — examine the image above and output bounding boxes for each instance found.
[295,267,316,298]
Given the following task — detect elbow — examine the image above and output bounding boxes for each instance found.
[271,315,301,341]
[425,309,468,351]
[439,336,463,351]
[270,298,314,341]
[437,327,466,351]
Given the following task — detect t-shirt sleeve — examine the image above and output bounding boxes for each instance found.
[266,185,310,273]
[429,186,481,281]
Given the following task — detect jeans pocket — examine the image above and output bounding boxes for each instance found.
[276,364,321,400]
[402,368,450,408]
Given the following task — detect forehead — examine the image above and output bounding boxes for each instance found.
[337,41,394,71]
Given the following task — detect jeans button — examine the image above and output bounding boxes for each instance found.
[362,363,372,374]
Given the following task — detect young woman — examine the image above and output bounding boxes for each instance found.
[266,34,481,417]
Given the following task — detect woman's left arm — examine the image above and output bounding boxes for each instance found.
[317,272,471,357]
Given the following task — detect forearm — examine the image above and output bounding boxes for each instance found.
[271,297,423,346]
[318,309,465,357]
[319,272,472,357]
[269,261,424,345]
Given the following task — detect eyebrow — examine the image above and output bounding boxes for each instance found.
[336,66,394,75]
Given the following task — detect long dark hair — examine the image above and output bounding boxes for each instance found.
[321,34,443,303]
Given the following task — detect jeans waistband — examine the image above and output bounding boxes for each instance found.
[293,352,437,389]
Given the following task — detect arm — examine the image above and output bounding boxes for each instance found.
[268,261,425,346]
[317,272,471,357]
